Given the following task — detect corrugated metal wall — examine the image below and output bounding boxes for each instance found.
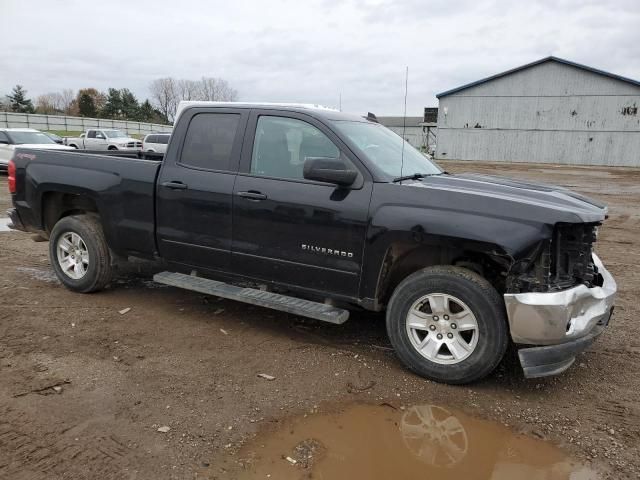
[436,61,640,166]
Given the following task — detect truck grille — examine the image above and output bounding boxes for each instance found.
[506,223,600,293]
[551,223,598,290]
[126,141,143,148]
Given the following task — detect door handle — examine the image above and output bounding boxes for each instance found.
[237,191,267,201]
[161,181,188,190]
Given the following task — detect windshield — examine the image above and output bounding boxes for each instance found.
[331,121,441,179]
[7,131,56,145]
[103,130,127,138]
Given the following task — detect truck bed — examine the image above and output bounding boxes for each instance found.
[11,148,162,258]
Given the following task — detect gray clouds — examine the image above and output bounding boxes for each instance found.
[2,0,639,115]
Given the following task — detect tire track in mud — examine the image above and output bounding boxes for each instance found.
[0,405,135,480]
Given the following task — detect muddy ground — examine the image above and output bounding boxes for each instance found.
[0,161,638,479]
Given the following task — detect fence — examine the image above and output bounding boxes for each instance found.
[0,112,173,135]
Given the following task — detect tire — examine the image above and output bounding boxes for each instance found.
[386,266,508,384]
[49,214,113,293]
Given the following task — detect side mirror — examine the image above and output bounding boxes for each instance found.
[303,157,358,186]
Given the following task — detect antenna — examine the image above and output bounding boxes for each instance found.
[339,92,342,111]
[399,66,409,184]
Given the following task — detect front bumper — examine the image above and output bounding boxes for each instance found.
[504,253,616,378]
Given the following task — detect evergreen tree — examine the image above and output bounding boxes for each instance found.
[120,89,140,120]
[102,88,123,118]
[78,92,97,117]
[138,100,155,122]
[8,85,35,113]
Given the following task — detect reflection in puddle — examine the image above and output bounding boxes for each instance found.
[226,404,597,480]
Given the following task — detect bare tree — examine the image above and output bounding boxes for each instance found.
[150,76,238,122]
[177,79,200,101]
[35,94,59,114]
[60,89,75,114]
[199,77,238,101]
[150,77,179,122]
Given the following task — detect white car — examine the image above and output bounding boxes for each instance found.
[142,133,171,154]
[0,128,74,172]
[64,129,142,151]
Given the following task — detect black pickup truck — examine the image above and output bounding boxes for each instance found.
[7,102,616,384]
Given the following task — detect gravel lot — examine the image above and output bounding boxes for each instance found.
[0,161,638,479]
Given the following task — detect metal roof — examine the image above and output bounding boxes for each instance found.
[436,56,640,98]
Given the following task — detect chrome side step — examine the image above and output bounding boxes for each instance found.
[153,271,349,325]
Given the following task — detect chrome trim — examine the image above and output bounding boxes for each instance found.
[504,253,616,345]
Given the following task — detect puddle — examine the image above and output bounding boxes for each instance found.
[226,404,597,480]
[0,218,11,232]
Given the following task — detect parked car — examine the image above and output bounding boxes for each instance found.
[64,129,142,151]
[142,133,171,154]
[7,102,616,384]
[43,132,64,144]
[0,128,74,172]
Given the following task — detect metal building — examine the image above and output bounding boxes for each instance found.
[435,57,640,166]
[378,116,437,153]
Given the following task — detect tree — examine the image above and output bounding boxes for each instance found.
[177,79,200,101]
[78,92,97,117]
[120,89,140,119]
[150,77,179,122]
[199,77,238,102]
[35,92,65,114]
[102,88,123,118]
[7,85,35,113]
[137,100,155,122]
[76,88,106,117]
[149,76,239,123]
[60,89,75,114]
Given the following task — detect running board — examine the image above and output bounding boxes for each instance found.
[153,271,349,325]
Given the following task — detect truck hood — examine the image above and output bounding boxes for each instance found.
[408,173,607,223]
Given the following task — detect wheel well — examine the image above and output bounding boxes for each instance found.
[376,244,510,306]
[42,192,99,233]
[108,145,118,150]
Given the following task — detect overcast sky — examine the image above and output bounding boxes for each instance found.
[2,0,639,115]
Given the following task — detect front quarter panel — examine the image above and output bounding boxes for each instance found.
[360,182,556,300]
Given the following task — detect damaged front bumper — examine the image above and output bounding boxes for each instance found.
[504,253,616,378]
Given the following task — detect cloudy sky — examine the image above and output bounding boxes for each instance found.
[2,0,639,115]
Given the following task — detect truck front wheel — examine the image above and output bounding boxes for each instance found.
[386,266,508,384]
[49,214,113,293]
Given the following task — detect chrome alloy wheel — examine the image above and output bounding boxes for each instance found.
[406,293,479,364]
[56,232,89,279]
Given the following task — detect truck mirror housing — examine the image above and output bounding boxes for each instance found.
[303,157,357,186]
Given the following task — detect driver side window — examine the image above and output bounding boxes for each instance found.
[87,130,96,139]
[250,116,339,180]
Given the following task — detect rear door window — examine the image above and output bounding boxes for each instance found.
[180,113,240,171]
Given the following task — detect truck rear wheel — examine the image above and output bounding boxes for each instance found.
[49,214,113,293]
[386,266,508,384]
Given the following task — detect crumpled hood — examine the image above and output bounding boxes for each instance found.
[408,173,607,223]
